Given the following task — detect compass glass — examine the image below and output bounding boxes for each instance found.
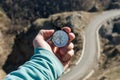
[52,30,69,47]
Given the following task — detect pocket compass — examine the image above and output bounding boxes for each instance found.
[52,30,69,47]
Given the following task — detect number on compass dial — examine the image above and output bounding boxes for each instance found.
[52,30,69,47]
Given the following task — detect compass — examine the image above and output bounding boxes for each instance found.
[52,30,69,47]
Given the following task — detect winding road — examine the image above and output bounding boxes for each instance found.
[59,10,120,80]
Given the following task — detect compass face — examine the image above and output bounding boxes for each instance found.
[52,30,69,47]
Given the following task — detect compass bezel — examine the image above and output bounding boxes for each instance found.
[52,30,69,47]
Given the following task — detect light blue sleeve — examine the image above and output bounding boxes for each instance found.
[4,47,64,80]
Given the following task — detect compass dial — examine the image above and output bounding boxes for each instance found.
[52,30,69,47]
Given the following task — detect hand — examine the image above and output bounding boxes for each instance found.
[33,27,75,70]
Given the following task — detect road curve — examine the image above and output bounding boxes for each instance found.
[59,10,120,80]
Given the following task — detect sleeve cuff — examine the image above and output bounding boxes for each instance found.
[33,47,64,77]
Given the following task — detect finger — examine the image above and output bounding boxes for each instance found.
[47,40,59,53]
[60,42,74,56]
[39,29,54,40]
[63,61,70,70]
[67,43,74,50]
[62,27,71,33]
[47,40,54,48]
[68,33,75,42]
[62,49,74,62]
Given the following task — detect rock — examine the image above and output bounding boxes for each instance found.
[116,45,120,52]
[78,0,95,11]
[111,33,120,45]
[99,19,114,38]
[89,66,120,80]
[103,45,116,57]
[0,0,96,26]
[112,0,120,2]
[95,0,111,11]
[0,11,11,33]
[98,53,108,69]
[110,0,120,9]
[0,69,6,80]
[113,20,120,34]
[0,10,15,79]
[0,10,14,68]
[111,2,120,9]
[99,66,120,80]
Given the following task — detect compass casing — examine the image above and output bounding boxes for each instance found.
[52,30,69,47]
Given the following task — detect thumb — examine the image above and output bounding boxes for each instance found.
[39,29,55,40]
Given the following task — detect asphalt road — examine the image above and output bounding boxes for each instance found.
[59,9,120,80]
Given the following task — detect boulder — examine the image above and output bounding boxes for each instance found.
[0,10,13,68]
[99,19,114,38]
[110,0,120,9]
[95,0,111,11]
[116,45,120,52]
[0,10,14,79]
[0,69,6,80]
[111,33,120,45]
[113,20,120,34]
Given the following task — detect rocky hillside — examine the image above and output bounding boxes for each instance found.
[0,0,119,26]
[0,0,120,80]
